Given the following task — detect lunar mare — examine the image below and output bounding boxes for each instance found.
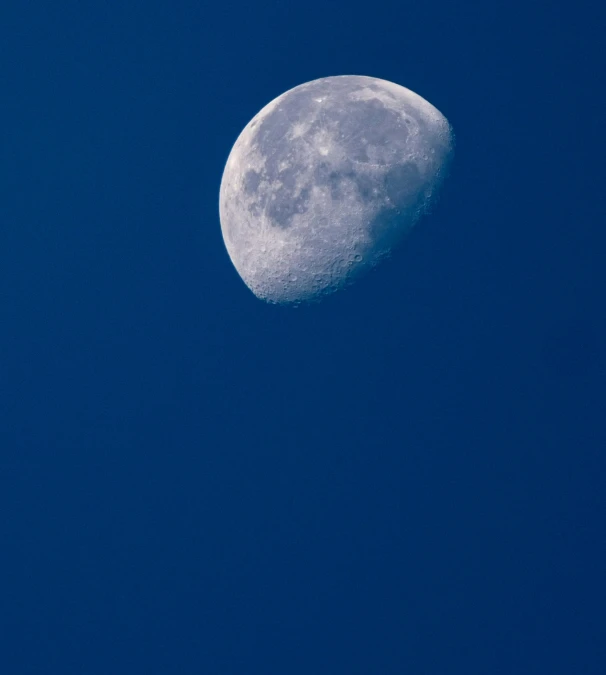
[219,75,454,304]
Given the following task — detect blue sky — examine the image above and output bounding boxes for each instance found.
[1,1,605,673]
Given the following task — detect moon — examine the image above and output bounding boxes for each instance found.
[219,75,454,304]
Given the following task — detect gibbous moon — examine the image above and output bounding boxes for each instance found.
[219,75,454,304]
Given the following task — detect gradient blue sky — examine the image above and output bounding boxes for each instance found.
[2,1,605,673]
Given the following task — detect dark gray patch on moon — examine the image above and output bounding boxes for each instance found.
[384,162,423,208]
[266,184,311,228]
[243,170,261,193]
[313,161,381,205]
[219,75,454,304]
[329,99,406,157]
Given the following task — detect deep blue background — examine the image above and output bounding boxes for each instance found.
[1,1,605,673]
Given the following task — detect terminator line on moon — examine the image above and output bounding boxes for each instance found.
[219,75,454,304]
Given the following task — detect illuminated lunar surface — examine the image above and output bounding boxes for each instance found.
[219,75,454,304]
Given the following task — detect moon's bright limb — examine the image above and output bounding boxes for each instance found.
[219,75,454,304]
